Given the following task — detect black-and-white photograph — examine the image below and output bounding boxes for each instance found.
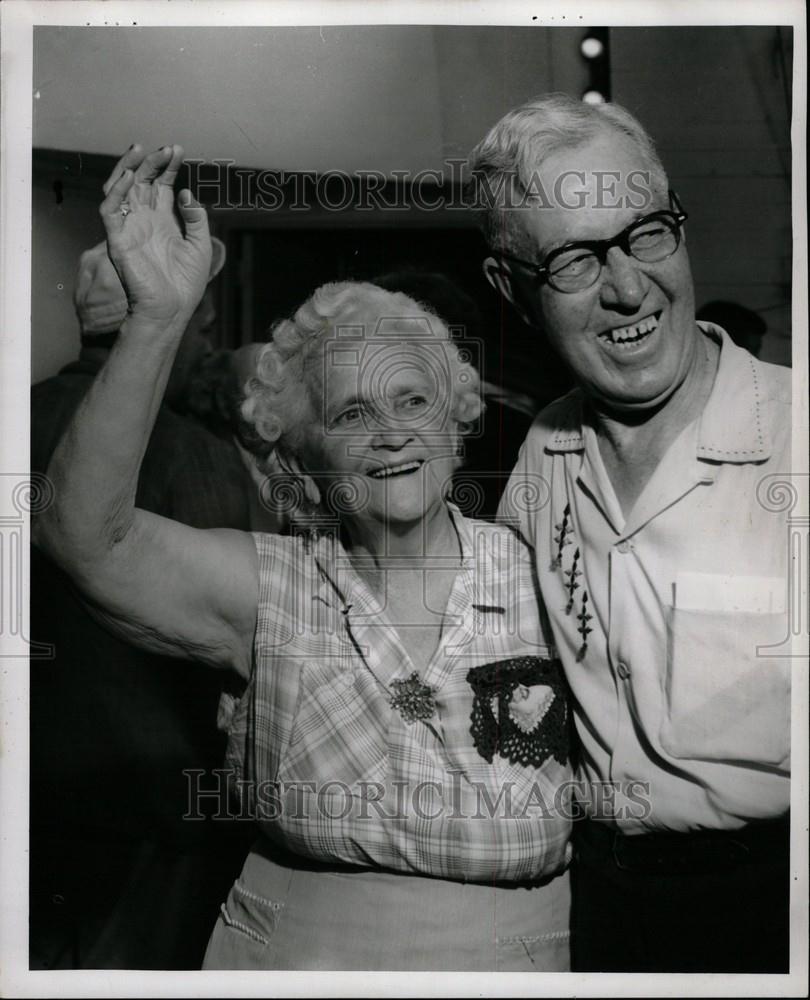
[1,1,807,995]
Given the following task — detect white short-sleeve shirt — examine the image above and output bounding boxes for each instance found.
[498,324,792,833]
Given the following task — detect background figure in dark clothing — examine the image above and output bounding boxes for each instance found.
[30,239,255,969]
[696,300,767,357]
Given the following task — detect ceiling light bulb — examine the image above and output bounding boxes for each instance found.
[582,90,606,105]
[581,37,604,59]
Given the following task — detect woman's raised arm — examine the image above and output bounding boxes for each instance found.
[33,144,258,677]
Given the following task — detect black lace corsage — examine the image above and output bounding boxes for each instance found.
[466,655,569,768]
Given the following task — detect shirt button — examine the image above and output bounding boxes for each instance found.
[616,540,632,554]
[616,661,631,680]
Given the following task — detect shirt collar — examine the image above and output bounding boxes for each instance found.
[449,502,513,613]
[310,501,494,611]
[694,322,771,462]
[546,322,771,463]
[547,389,586,453]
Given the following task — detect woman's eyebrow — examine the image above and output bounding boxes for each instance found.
[328,374,432,417]
[327,392,376,419]
[329,392,362,412]
[389,380,428,396]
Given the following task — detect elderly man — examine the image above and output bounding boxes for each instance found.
[471,94,791,973]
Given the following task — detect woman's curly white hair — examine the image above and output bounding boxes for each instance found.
[240,281,483,517]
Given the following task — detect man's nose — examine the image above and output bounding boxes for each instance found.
[598,246,649,311]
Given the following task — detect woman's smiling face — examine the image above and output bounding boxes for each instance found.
[301,335,460,527]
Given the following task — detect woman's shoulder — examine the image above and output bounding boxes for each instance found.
[451,508,540,595]
[451,507,557,655]
[250,529,337,586]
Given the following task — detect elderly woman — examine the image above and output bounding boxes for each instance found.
[35,145,573,972]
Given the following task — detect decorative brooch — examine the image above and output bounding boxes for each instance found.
[466,656,569,768]
[389,672,437,723]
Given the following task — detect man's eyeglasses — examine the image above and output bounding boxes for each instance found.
[490,190,688,294]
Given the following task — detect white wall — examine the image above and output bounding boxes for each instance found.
[31,170,108,383]
[33,25,586,175]
[31,25,588,382]
[31,25,793,381]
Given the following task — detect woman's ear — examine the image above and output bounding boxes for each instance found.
[255,447,322,519]
[277,450,322,509]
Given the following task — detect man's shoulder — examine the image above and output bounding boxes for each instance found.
[751,355,791,408]
[737,354,791,458]
[752,357,791,463]
[522,387,585,450]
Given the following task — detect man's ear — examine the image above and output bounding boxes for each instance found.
[483,257,516,305]
[483,257,535,328]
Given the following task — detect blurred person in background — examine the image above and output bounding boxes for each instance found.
[177,341,285,532]
[30,231,256,969]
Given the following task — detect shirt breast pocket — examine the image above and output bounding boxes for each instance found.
[660,575,791,767]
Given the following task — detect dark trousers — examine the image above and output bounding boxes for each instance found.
[570,818,790,973]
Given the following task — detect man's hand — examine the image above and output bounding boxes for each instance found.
[99,144,212,326]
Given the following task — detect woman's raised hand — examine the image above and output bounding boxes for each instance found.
[99,144,212,326]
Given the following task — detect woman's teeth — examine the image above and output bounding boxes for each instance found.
[368,461,423,480]
[600,313,659,346]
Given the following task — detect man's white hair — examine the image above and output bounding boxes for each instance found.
[469,92,669,252]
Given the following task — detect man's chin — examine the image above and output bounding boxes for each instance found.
[587,378,685,422]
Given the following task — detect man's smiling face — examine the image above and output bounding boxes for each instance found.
[510,131,699,413]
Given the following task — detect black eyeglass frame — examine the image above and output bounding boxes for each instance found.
[491,189,688,293]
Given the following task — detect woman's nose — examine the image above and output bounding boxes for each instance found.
[365,410,411,447]
[370,426,414,449]
[598,246,649,311]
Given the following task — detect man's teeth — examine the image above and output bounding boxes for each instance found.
[368,461,423,480]
[601,314,659,345]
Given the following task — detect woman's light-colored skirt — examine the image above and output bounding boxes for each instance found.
[202,838,570,971]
